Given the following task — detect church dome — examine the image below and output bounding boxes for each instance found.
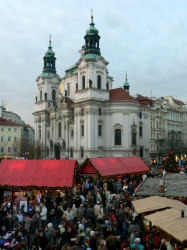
[86,20,99,35]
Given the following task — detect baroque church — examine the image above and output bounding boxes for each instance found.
[33,15,150,162]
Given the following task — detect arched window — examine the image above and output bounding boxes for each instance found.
[80,147,84,158]
[97,75,101,89]
[40,90,42,101]
[70,148,73,158]
[52,90,56,100]
[67,85,70,96]
[58,122,61,138]
[98,108,101,116]
[82,76,85,89]
[44,92,47,101]
[132,128,137,145]
[140,147,143,158]
[115,129,121,145]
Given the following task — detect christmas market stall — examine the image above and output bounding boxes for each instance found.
[132,196,187,245]
[80,157,150,178]
[0,159,80,209]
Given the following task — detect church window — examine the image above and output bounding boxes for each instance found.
[40,90,42,101]
[38,126,41,139]
[82,76,85,89]
[44,92,47,101]
[67,85,70,96]
[115,129,121,145]
[71,130,74,137]
[80,147,84,158]
[99,108,102,116]
[140,147,143,158]
[58,122,61,138]
[81,125,84,136]
[70,148,73,158]
[132,128,137,145]
[97,75,101,89]
[47,132,50,138]
[52,90,56,100]
[139,126,143,137]
[98,125,102,136]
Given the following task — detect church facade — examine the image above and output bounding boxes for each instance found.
[33,16,150,162]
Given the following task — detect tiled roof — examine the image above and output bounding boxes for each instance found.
[109,88,138,102]
[0,117,21,126]
[136,95,153,106]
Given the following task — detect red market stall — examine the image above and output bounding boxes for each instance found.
[81,157,150,178]
[0,159,79,190]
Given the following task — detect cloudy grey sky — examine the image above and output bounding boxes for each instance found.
[0,0,187,127]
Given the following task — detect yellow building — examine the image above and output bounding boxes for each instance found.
[0,117,22,159]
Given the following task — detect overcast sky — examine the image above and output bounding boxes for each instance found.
[0,0,187,127]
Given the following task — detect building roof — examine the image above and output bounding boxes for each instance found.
[109,88,138,102]
[0,159,78,189]
[0,117,21,126]
[136,95,153,106]
[135,173,187,198]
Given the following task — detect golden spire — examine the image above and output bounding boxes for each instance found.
[91,8,93,21]
[49,34,52,47]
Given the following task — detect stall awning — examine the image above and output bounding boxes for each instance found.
[144,208,187,243]
[0,160,77,189]
[81,157,150,177]
[132,196,187,214]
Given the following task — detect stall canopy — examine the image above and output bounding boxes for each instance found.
[132,196,187,215]
[81,157,150,177]
[0,159,78,189]
[144,208,187,243]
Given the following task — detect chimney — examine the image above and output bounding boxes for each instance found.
[181,210,184,218]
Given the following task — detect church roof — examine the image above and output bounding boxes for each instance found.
[109,88,138,102]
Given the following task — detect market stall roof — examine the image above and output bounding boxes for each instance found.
[0,159,78,189]
[81,157,150,177]
[144,208,187,243]
[135,173,187,198]
[132,196,187,214]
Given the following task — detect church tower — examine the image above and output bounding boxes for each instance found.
[33,36,61,159]
[123,72,130,93]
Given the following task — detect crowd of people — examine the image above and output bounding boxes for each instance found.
[0,176,184,250]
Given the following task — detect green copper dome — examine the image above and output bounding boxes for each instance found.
[45,47,55,57]
[86,20,99,35]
